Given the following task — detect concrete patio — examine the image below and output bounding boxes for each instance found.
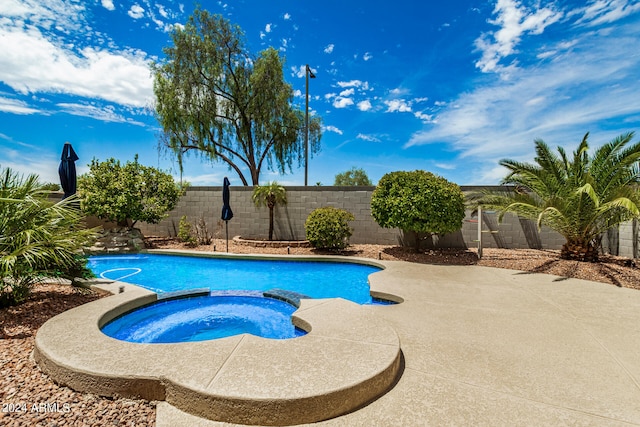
[158,260,640,426]
[35,253,640,425]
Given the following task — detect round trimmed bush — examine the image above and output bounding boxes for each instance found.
[371,170,465,250]
[305,207,355,250]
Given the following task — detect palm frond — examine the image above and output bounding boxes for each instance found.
[473,133,640,260]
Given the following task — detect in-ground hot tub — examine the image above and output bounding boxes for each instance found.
[102,293,307,343]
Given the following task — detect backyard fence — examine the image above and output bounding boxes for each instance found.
[123,186,638,258]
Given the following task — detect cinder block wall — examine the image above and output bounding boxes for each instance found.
[136,186,399,245]
[134,185,638,256]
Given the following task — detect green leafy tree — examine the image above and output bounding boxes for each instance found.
[252,182,287,240]
[152,8,322,186]
[334,167,373,186]
[371,170,465,251]
[472,132,640,262]
[305,207,355,250]
[0,167,98,307]
[78,156,181,227]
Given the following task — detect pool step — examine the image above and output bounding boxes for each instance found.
[263,288,311,308]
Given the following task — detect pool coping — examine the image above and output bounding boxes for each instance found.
[34,251,404,426]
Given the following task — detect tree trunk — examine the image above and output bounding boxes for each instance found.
[268,207,274,241]
[560,241,599,262]
[414,231,421,253]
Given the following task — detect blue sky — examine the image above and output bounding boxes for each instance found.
[1,0,639,187]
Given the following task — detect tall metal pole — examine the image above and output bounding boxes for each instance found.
[477,205,483,259]
[304,64,310,186]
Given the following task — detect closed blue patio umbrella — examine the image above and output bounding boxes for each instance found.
[221,177,233,252]
[58,142,79,199]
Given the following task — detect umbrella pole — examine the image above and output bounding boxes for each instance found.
[226,220,229,252]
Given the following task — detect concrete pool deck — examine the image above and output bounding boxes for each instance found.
[34,281,401,425]
[36,252,640,426]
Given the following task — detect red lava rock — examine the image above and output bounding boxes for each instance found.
[0,284,156,426]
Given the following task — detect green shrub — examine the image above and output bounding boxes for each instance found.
[334,167,373,186]
[78,155,181,227]
[178,215,197,246]
[371,170,465,251]
[305,207,355,250]
[0,166,98,307]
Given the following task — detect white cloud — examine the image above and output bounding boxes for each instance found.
[283,13,291,20]
[265,23,272,33]
[57,103,144,124]
[324,44,334,54]
[385,99,412,113]
[0,0,87,33]
[128,4,145,19]
[333,97,354,108]
[357,133,381,142]
[389,87,407,96]
[363,52,373,61]
[576,0,640,26]
[357,100,372,111]
[101,0,115,11]
[339,88,355,97]
[414,111,433,122]
[292,65,306,78]
[0,96,40,114]
[434,162,457,170]
[158,4,169,18]
[0,23,153,107]
[1,156,62,185]
[337,80,367,89]
[292,64,317,78]
[475,0,562,74]
[324,125,343,135]
[407,18,640,182]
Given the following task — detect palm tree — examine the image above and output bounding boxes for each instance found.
[252,182,287,241]
[472,132,640,262]
[0,167,98,307]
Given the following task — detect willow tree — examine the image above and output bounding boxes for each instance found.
[152,9,322,185]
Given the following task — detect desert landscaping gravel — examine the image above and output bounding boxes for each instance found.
[0,284,156,427]
[2,239,639,426]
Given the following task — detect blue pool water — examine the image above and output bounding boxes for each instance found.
[102,294,306,343]
[89,254,381,305]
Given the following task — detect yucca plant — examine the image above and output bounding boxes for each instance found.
[0,167,98,307]
[471,132,640,262]
[252,181,286,241]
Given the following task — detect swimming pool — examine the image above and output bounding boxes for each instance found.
[89,253,382,305]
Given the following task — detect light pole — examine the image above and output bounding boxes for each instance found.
[304,64,315,186]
